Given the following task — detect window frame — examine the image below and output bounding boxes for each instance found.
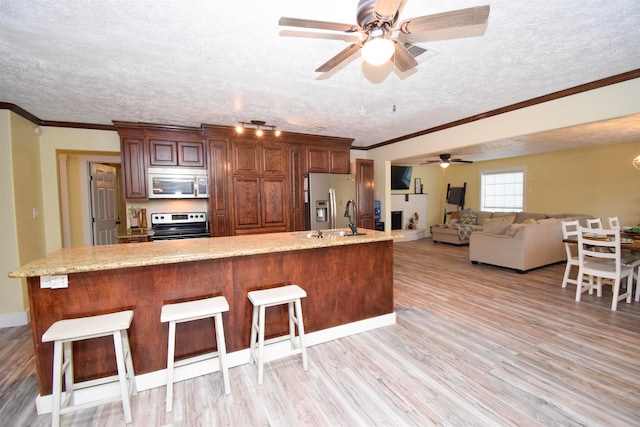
[479,167,526,212]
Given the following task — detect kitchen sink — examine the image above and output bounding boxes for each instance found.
[292,230,366,238]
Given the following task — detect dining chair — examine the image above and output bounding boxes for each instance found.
[560,220,582,289]
[608,216,620,229]
[576,226,633,311]
[587,218,603,229]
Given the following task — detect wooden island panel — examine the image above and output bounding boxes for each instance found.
[26,240,393,396]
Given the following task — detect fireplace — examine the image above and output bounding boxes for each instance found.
[391,211,403,230]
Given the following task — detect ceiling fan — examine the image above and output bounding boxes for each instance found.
[421,154,473,168]
[278,0,490,73]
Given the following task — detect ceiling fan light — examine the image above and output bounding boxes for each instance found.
[633,154,640,170]
[440,162,450,169]
[361,37,394,66]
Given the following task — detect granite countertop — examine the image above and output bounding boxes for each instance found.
[116,228,154,239]
[8,229,398,278]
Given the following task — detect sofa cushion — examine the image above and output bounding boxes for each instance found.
[475,211,493,226]
[483,216,516,235]
[515,212,547,223]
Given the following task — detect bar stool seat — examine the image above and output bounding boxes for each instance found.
[160,296,230,413]
[42,310,136,427]
[248,284,308,385]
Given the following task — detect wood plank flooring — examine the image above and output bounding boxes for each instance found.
[2,238,639,426]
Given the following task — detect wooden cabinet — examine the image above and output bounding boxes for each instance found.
[330,148,350,173]
[120,137,147,200]
[356,159,375,230]
[149,139,205,168]
[115,122,207,201]
[306,146,350,173]
[117,235,149,243]
[230,139,289,234]
[289,145,305,231]
[208,138,230,237]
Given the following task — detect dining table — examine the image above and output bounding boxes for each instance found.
[563,231,640,253]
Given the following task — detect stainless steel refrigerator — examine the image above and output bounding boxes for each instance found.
[305,173,356,230]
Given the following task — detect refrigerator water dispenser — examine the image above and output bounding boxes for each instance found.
[315,200,328,222]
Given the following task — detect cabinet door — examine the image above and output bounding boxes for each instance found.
[262,177,288,228]
[210,141,229,236]
[262,143,287,176]
[149,140,178,166]
[306,146,330,173]
[289,145,305,231]
[177,141,205,167]
[121,138,147,199]
[232,143,260,175]
[233,177,261,229]
[356,159,375,229]
[330,149,350,174]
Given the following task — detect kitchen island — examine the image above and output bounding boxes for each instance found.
[9,228,396,406]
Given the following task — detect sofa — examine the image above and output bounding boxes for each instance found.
[431,210,548,245]
[468,213,592,273]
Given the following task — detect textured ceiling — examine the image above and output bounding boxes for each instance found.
[1,1,640,160]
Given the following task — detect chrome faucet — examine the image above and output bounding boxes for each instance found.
[344,200,357,236]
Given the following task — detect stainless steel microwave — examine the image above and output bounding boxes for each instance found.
[147,167,208,199]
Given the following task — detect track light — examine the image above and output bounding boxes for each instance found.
[235,120,281,137]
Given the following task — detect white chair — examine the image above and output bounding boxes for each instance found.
[247,284,308,385]
[587,218,603,229]
[607,216,640,297]
[160,296,230,413]
[561,220,582,288]
[42,310,137,427]
[576,226,633,311]
[608,216,620,229]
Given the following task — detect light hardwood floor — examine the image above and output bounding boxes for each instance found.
[2,239,639,426]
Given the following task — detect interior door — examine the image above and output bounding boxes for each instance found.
[91,163,119,245]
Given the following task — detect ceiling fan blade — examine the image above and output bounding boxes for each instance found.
[373,0,406,19]
[279,17,358,33]
[316,43,363,73]
[451,159,474,163]
[401,5,490,34]
[392,40,418,73]
[420,160,440,165]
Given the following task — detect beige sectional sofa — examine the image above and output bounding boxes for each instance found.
[468,213,592,273]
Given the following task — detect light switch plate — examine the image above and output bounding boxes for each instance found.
[40,275,69,289]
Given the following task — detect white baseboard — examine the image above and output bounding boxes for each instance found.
[35,312,396,415]
[0,310,29,328]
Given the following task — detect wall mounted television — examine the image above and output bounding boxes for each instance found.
[391,165,413,190]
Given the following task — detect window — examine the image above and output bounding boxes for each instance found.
[480,169,525,212]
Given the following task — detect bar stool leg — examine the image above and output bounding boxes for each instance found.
[121,332,137,396]
[113,330,133,423]
[214,313,231,395]
[294,298,308,371]
[249,306,259,366]
[165,320,177,413]
[62,341,75,407]
[257,305,266,385]
[51,341,64,427]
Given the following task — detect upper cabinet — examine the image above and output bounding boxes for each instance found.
[120,137,147,200]
[306,146,350,173]
[149,139,205,168]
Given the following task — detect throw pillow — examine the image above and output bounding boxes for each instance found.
[507,223,526,236]
[460,214,477,225]
[523,218,537,225]
[483,216,515,235]
[449,218,459,225]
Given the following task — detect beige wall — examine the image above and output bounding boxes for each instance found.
[0,112,46,325]
[420,141,640,228]
[38,127,120,253]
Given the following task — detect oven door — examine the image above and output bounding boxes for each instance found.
[149,176,196,199]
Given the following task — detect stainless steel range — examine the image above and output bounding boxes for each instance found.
[149,212,209,241]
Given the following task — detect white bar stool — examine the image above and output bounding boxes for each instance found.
[247,284,308,385]
[160,296,230,413]
[41,310,136,427]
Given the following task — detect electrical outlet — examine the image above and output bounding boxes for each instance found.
[40,275,68,289]
[32,208,39,218]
